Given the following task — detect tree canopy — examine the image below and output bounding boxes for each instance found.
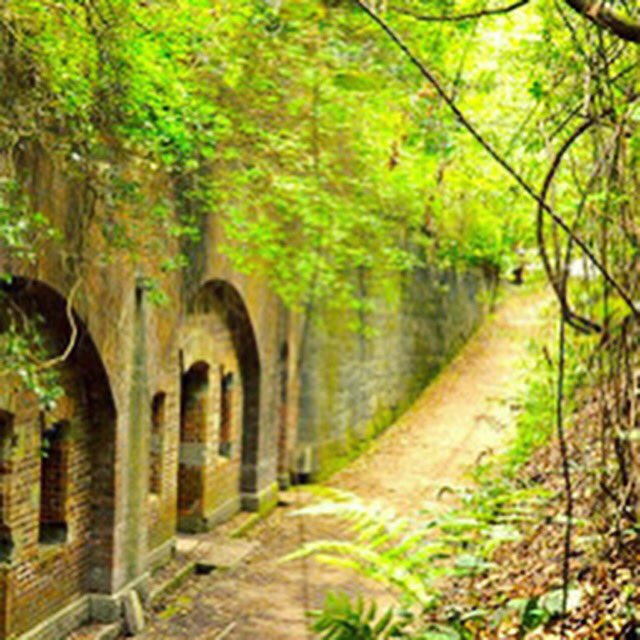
[2,0,640,366]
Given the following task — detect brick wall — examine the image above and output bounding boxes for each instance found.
[149,393,166,496]
[0,411,14,565]
[0,281,117,638]
[39,421,68,538]
[146,384,179,556]
[2,144,283,636]
[3,374,92,635]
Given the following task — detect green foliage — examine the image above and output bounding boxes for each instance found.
[0,0,634,314]
[289,478,552,584]
[480,334,585,480]
[0,180,59,279]
[1,1,219,161]
[0,301,63,409]
[0,0,537,314]
[286,478,552,637]
[508,587,582,636]
[287,337,589,638]
[312,592,411,639]
[0,0,225,276]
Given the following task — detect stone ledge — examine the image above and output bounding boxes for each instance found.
[18,595,90,640]
[194,539,259,573]
[90,573,151,624]
[178,495,241,533]
[149,561,197,606]
[92,623,123,640]
[204,496,242,529]
[147,538,176,573]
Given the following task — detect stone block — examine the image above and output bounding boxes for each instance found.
[179,442,208,466]
[94,623,124,640]
[90,595,121,624]
[123,590,145,636]
[194,539,259,573]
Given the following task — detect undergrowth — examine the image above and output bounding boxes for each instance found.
[286,334,588,639]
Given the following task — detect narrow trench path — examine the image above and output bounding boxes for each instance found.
[142,285,551,640]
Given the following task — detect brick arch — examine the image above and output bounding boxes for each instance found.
[0,276,117,636]
[189,280,261,498]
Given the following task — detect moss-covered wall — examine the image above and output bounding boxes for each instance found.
[0,138,486,638]
[296,267,487,478]
[0,143,285,638]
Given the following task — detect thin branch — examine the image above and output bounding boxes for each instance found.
[554,131,621,337]
[545,57,638,141]
[554,0,590,64]
[355,1,640,318]
[40,277,82,371]
[391,0,529,22]
[537,118,604,334]
[556,313,573,633]
[0,278,82,379]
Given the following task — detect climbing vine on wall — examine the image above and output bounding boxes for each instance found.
[0,0,532,310]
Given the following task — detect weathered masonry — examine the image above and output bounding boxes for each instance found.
[296,267,486,479]
[0,147,487,639]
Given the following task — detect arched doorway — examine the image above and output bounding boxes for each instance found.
[178,280,260,531]
[177,361,210,525]
[0,277,117,637]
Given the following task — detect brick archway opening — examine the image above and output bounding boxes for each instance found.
[0,277,117,637]
[188,280,261,511]
[178,360,210,525]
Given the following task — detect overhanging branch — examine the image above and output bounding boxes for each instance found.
[355,0,640,318]
[391,0,529,22]
[563,0,640,44]
[537,119,605,335]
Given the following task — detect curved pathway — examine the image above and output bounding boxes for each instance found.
[141,285,551,640]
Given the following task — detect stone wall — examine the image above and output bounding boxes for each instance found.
[296,267,487,478]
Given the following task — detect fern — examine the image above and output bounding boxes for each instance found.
[285,482,554,638]
[311,592,412,639]
[289,349,574,638]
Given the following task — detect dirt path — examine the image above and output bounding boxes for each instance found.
[142,286,551,640]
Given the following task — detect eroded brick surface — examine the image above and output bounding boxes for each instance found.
[0,284,117,638]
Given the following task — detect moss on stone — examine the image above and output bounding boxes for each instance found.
[311,398,413,482]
